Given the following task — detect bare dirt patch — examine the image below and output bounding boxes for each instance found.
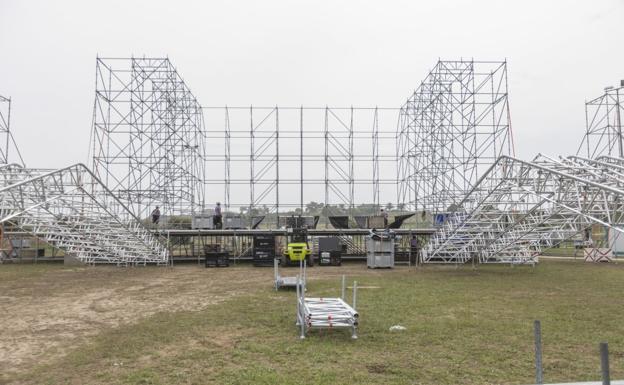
[0,264,269,375]
[0,262,384,378]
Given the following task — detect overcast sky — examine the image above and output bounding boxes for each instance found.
[0,0,622,170]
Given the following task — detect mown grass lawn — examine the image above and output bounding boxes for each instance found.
[12,260,624,385]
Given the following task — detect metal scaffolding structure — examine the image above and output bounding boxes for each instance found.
[6,56,624,265]
[203,106,397,216]
[578,84,624,159]
[424,155,624,264]
[0,95,25,166]
[88,58,515,225]
[0,163,168,264]
[396,60,514,214]
[296,275,359,339]
[90,57,206,220]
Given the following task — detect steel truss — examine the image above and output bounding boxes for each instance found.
[296,275,358,339]
[425,155,624,264]
[397,60,514,213]
[90,57,206,219]
[0,163,168,264]
[203,106,397,217]
[578,85,624,159]
[0,95,25,166]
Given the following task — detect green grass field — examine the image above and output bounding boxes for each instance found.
[3,260,624,384]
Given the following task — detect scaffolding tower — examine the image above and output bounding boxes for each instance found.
[90,57,206,219]
[0,95,25,166]
[577,84,624,159]
[396,60,514,214]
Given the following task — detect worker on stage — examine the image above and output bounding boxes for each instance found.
[214,202,223,229]
[151,206,161,225]
[380,208,388,228]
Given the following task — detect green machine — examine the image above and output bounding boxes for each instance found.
[283,227,313,266]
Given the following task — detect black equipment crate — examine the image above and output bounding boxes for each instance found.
[319,250,342,266]
[253,253,274,266]
[318,237,342,266]
[204,246,230,267]
[253,235,276,266]
[253,235,275,248]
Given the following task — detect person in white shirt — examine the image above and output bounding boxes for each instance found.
[380,208,388,227]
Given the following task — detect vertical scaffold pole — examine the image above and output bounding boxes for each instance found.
[534,320,543,384]
[274,258,279,291]
[296,275,304,339]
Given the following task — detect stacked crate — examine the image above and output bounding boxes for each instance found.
[253,235,276,266]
